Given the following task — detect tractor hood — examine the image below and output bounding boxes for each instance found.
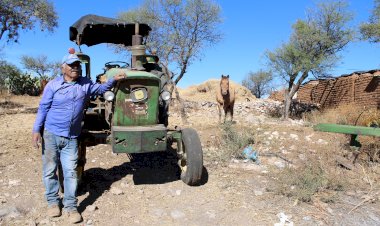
[69,14,151,47]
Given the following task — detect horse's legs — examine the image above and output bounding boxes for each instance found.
[224,107,228,123]
[230,104,234,122]
[217,104,222,123]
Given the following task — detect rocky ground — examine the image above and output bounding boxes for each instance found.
[0,85,379,225]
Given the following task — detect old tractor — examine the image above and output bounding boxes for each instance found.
[64,14,203,186]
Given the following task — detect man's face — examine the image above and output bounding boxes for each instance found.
[62,61,81,80]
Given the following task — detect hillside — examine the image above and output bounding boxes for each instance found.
[177,79,256,102]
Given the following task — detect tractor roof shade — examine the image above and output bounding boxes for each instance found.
[69,14,152,47]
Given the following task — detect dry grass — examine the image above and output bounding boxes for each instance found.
[304,103,380,163]
[0,93,40,108]
[0,101,24,109]
[210,123,255,162]
[272,156,349,203]
[268,104,380,203]
[305,103,380,126]
[254,123,350,204]
[267,134,379,204]
[360,136,380,163]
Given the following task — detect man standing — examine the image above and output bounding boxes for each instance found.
[32,50,126,223]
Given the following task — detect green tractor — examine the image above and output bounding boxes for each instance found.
[61,14,203,186]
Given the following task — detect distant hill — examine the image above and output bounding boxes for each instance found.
[176,79,256,102]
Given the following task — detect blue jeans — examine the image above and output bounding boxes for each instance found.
[42,129,78,211]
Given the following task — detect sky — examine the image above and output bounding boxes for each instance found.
[1,0,379,89]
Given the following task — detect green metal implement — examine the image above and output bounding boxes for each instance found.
[313,123,380,152]
[314,124,380,137]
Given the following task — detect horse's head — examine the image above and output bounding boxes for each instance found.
[220,74,230,96]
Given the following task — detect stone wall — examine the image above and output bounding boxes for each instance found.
[297,70,380,109]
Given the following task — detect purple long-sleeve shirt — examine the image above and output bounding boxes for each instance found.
[33,75,115,138]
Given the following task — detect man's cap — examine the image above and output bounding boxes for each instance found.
[61,53,81,65]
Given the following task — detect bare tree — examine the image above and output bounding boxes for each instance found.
[21,55,60,80]
[266,1,354,119]
[118,0,223,86]
[242,70,273,98]
[0,0,58,43]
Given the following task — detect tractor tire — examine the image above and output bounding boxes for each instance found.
[179,128,203,185]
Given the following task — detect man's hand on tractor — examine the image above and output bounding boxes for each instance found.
[114,70,127,81]
[32,132,42,149]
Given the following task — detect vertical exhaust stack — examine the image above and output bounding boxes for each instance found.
[131,23,146,70]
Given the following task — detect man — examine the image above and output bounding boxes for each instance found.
[32,50,126,223]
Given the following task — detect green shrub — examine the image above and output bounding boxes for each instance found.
[273,161,347,203]
[8,72,39,96]
[217,123,255,161]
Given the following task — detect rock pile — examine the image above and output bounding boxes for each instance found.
[175,79,282,117]
[173,79,319,121]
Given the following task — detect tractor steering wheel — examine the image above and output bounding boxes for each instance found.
[104,61,130,70]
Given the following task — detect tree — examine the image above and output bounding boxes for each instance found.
[242,70,273,98]
[0,60,20,94]
[266,1,354,119]
[0,0,58,43]
[0,60,38,95]
[360,0,380,42]
[20,55,60,80]
[118,0,223,86]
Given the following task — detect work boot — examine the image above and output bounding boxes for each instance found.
[47,205,61,217]
[67,210,82,224]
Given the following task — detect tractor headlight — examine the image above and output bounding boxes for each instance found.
[103,91,115,101]
[161,91,171,101]
[131,88,148,102]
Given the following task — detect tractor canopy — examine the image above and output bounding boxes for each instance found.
[69,14,152,47]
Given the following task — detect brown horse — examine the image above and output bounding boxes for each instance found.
[39,79,49,96]
[216,75,235,123]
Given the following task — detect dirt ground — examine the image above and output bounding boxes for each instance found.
[0,92,379,226]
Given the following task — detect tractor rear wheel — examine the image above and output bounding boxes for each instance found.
[178,128,203,185]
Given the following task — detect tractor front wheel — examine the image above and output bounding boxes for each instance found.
[178,128,203,186]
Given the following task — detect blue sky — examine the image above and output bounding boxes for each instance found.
[1,0,378,89]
